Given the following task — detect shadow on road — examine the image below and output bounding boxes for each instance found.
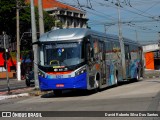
[40,79,140,98]
[41,89,98,98]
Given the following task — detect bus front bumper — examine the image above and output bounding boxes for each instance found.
[39,72,87,91]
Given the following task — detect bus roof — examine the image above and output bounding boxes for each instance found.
[39,28,140,46]
[39,28,89,42]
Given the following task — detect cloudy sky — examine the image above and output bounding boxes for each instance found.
[57,0,160,44]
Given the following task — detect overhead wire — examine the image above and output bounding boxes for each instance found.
[58,0,160,41]
[90,0,160,33]
[85,2,159,32]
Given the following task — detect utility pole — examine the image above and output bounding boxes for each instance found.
[30,0,39,89]
[116,0,126,79]
[38,0,45,35]
[16,0,21,81]
[16,1,28,81]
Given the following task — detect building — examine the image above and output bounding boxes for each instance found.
[143,43,160,70]
[26,0,88,29]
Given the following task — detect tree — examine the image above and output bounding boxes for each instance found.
[20,5,56,33]
[19,5,56,50]
[0,0,16,36]
[0,0,58,49]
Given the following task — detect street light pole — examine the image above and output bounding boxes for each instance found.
[116,0,126,79]
[16,0,21,81]
[3,31,11,94]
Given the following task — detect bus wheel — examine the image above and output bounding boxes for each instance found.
[26,79,30,87]
[114,73,118,86]
[94,80,99,92]
[95,79,99,88]
[95,74,100,89]
[135,70,140,81]
[54,90,62,96]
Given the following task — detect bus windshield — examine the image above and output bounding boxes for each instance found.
[43,42,84,67]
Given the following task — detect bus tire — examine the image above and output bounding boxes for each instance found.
[54,90,62,96]
[26,79,30,87]
[114,71,118,86]
[135,69,140,81]
[94,73,100,92]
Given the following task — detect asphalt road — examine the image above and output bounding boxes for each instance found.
[0,78,160,120]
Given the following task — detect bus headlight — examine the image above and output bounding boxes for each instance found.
[75,67,86,76]
[38,70,47,78]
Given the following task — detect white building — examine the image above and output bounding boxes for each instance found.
[33,0,88,29]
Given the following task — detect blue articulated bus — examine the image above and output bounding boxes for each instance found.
[37,28,143,95]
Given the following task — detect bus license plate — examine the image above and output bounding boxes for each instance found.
[56,84,64,88]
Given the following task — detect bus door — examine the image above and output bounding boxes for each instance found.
[105,41,112,86]
[99,41,106,85]
[125,45,131,78]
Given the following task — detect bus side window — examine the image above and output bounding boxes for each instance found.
[125,45,131,60]
[86,41,94,62]
[105,41,112,60]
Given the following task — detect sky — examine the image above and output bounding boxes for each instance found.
[57,0,160,45]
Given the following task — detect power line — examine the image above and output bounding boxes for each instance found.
[100,0,160,21]
[58,0,160,40]
[123,1,160,22]
[90,0,160,32]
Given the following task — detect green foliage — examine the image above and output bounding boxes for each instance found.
[43,11,56,31]
[0,0,16,35]
[0,0,57,38]
[20,4,56,33]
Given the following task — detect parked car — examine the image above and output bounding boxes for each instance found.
[25,71,34,87]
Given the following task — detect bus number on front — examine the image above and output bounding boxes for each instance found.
[56,75,63,79]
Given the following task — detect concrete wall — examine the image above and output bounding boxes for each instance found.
[143,44,159,53]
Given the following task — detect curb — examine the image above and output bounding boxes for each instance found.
[29,90,53,96]
[0,89,53,101]
[144,76,160,79]
[0,93,29,101]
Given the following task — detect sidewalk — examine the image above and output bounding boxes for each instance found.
[144,69,160,78]
[0,78,27,92]
[0,78,52,100]
[0,78,34,100]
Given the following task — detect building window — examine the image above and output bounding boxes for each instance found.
[74,13,78,17]
[67,21,69,28]
[67,11,72,16]
[80,22,83,28]
[60,10,65,15]
[74,21,76,28]
[80,14,83,18]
